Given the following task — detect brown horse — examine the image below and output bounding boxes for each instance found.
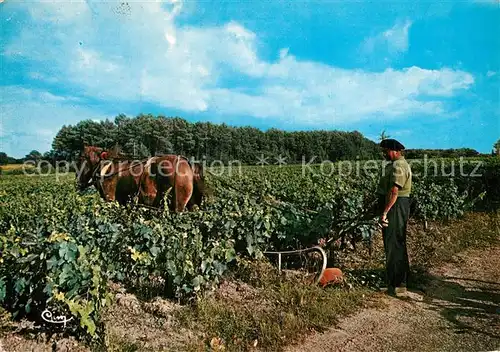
[187,162,206,211]
[75,146,150,205]
[140,155,206,212]
[75,146,205,212]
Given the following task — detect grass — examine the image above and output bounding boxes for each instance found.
[409,211,500,268]
[405,211,500,288]
[0,163,34,171]
[174,211,500,351]
[0,163,37,176]
[0,164,32,170]
[176,259,372,351]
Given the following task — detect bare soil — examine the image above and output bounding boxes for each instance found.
[285,246,500,352]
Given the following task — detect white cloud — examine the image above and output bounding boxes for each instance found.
[487,70,497,77]
[165,32,177,46]
[279,48,289,59]
[360,19,413,61]
[226,21,255,40]
[383,20,413,53]
[204,62,471,124]
[2,2,474,128]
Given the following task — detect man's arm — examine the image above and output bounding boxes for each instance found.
[380,185,399,226]
[382,164,406,217]
[384,185,399,214]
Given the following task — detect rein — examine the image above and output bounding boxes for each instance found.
[80,161,102,189]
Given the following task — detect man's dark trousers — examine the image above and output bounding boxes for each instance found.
[379,196,411,288]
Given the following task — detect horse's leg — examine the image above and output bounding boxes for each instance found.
[101,164,121,204]
[116,173,138,206]
[100,179,116,202]
[175,184,193,212]
[156,158,180,211]
[139,173,157,206]
[96,181,106,200]
[115,178,128,206]
[138,158,159,207]
[170,188,177,212]
[174,162,194,212]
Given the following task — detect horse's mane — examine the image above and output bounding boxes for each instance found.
[83,145,127,160]
[84,146,103,153]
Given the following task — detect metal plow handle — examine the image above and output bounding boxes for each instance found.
[264,246,327,285]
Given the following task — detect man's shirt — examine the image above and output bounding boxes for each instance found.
[377,156,412,197]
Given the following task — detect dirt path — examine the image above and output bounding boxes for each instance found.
[285,246,500,352]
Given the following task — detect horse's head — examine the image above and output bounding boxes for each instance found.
[76,146,105,191]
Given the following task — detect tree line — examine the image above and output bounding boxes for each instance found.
[0,151,44,165]
[50,114,381,164]
[1,114,495,166]
[403,148,481,159]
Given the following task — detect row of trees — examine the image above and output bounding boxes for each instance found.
[0,151,46,165]
[377,130,483,159]
[51,114,381,164]
[403,140,499,159]
[2,116,495,166]
[403,148,481,159]
[0,152,20,165]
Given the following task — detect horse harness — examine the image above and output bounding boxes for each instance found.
[91,158,150,183]
[89,155,186,202]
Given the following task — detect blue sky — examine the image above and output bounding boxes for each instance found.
[1,0,499,158]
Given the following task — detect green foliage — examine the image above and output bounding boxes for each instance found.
[49,113,491,165]
[494,138,500,155]
[0,156,498,342]
[411,179,470,221]
[379,130,391,141]
[0,152,9,165]
[0,152,22,165]
[51,114,380,163]
[409,156,500,210]
[25,150,42,161]
[0,179,110,339]
[405,148,481,159]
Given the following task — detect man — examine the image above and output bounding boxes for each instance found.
[377,138,412,296]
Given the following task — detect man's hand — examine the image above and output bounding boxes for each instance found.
[379,213,389,228]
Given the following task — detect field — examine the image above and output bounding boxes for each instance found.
[0,164,35,172]
[0,164,27,171]
[0,157,499,350]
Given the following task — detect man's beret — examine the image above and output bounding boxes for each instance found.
[380,138,405,151]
